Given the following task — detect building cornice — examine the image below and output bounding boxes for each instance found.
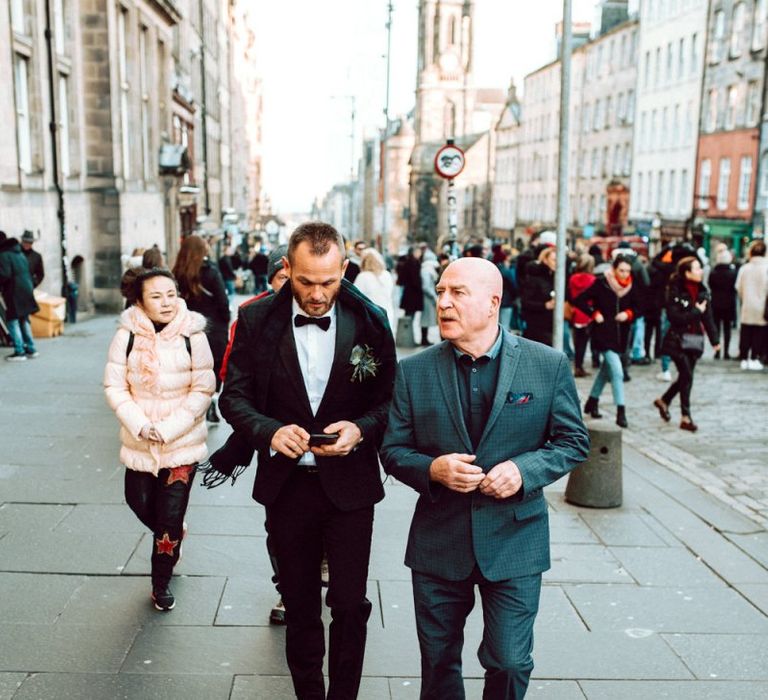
[149,0,182,25]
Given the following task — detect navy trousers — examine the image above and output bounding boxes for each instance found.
[412,567,542,700]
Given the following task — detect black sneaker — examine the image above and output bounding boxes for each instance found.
[152,584,175,611]
[5,353,27,362]
[25,350,39,358]
[269,597,286,625]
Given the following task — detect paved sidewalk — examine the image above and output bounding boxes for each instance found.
[0,315,767,699]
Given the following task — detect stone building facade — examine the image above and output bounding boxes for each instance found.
[1,0,261,312]
[491,83,522,240]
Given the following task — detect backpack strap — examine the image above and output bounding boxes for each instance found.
[125,331,135,359]
[184,335,192,357]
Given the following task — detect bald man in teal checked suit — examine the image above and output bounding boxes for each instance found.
[381,258,590,700]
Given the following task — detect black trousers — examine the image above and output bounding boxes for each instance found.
[412,566,542,700]
[712,310,734,356]
[572,325,590,370]
[661,352,699,418]
[644,313,662,359]
[267,470,374,700]
[124,466,195,586]
[739,324,766,360]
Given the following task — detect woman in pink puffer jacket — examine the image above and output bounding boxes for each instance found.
[104,268,215,611]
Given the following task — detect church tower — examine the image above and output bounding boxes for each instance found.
[414,0,474,143]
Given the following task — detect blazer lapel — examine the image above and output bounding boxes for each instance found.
[316,302,356,418]
[436,343,473,452]
[478,331,522,446]
[278,321,314,418]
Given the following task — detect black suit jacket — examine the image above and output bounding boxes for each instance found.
[219,280,396,511]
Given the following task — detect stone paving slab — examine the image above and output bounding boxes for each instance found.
[184,505,265,537]
[123,533,267,578]
[578,511,669,547]
[607,546,725,587]
[0,529,141,574]
[0,478,126,505]
[578,680,768,699]
[662,633,768,680]
[725,531,768,569]
[121,626,286,675]
[231,675,391,700]
[214,575,283,627]
[0,623,140,673]
[0,504,73,534]
[58,575,227,626]
[0,573,87,623]
[11,673,233,700]
[564,583,768,634]
[546,543,633,584]
[549,512,601,545]
[0,673,24,700]
[735,583,768,616]
[55,504,148,534]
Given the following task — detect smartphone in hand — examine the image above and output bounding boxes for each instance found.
[309,433,340,447]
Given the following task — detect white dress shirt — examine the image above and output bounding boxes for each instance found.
[291,299,337,465]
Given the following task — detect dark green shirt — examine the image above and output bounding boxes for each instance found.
[453,328,503,449]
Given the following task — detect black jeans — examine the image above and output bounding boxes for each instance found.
[572,325,590,370]
[124,466,195,586]
[267,470,374,700]
[712,310,734,356]
[661,352,699,418]
[739,324,766,360]
[644,313,662,359]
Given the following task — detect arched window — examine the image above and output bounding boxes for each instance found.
[449,15,456,45]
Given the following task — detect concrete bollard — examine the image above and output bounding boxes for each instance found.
[396,315,417,348]
[565,420,622,508]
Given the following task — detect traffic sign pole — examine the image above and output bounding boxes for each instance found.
[434,140,466,259]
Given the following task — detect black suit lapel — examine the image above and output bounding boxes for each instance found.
[478,331,521,445]
[316,302,356,418]
[278,322,314,418]
[436,343,473,453]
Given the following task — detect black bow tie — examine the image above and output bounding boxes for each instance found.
[294,314,331,331]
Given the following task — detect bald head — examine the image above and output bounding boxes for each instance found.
[443,257,503,297]
[436,257,503,354]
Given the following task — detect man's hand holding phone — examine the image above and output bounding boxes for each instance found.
[310,421,362,457]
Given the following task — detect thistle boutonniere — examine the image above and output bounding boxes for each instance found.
[350,344,379,382]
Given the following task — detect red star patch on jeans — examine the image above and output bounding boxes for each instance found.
[155,532,179,556]
[166,465,194,486]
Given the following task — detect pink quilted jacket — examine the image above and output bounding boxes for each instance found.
[104,299,216,474]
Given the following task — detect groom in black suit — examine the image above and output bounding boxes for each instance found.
[220,222,396,700]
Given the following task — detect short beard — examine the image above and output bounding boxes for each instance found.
[292,284,341,317]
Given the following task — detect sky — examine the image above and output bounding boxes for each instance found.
[253,0,597,214]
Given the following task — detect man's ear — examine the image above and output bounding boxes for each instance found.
[281,256,291,274]
[341,258,349,275]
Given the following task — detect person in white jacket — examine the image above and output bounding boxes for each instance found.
[735,239,768,370]
[354,247,397,332]
[104,268,215,611]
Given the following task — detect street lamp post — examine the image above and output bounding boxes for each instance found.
[380,1,394,255]
[553,0,573,353]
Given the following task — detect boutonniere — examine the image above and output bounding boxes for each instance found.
[350,344,380,382]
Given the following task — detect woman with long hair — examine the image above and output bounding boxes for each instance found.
[354,247,397,332]
[568,253,596,377]
[653,257,719,432]
[173,235,230,422]
[104,268,215,610]
[574,254,638,427]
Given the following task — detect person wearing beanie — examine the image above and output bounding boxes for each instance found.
[20,230,44,288]
[708,247,738,359]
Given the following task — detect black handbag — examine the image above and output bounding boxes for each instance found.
[681,332,705,353]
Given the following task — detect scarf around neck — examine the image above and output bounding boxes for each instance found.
[604,267,633,298]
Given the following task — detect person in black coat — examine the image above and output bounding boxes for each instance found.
[218,248,237,296]
[708,247,738,359]
[521,246,556,346]
[20,230,44,288]
[653,257,719,432]
[0,231,40,360]
[173,235,231,422]
[397,246,424,318]
[219,222,396,699]
[574,255,638,427]
[249,248,270,293]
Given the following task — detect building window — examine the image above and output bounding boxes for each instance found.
[640,112,647,151]
[651,109,658,149]
[617,92,626,123]
[591,148,598,178]
[730,3,745,58]
[10,0,25,34]
[711,10,725,63]
[699,159,711,209]
[746,81,760,125]
[753,0,767,51]
[680,169,689,213]
[627,89,635,123]
[644,50,651,88]
[139,26,151,182]
[666,42,673,82]
[706,88,718,132]
[637,173,644,211]
[717,158,731,210]
[58,75,70,177]
[606,96,613,128]
[53,0,66,54]
[691,32,699,74]
[654,47,661,85]
[602,146,609,177]
[662,107,669,148]
[669,170,677,211]
[14,55,32,172]
[725,85,738,129]
[613,144,621,175]
[672,104,680,146]
[117,8,130,179]
[761,154,768,196]
[657,171,664,211]
[647,170,654,211]
[678,37,685,79]
[623,143,631,175]
[738,156,752,210]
